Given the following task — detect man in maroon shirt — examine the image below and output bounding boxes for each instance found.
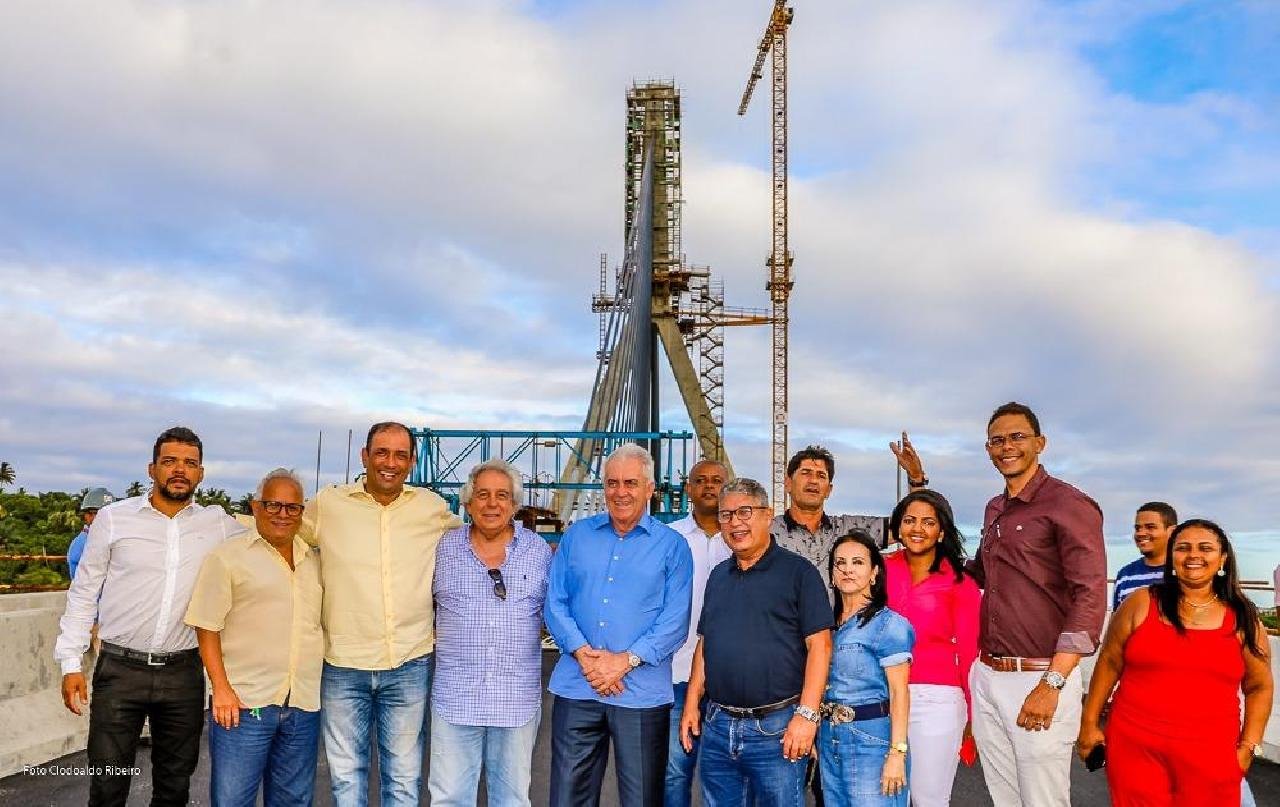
[967,402,1106,807]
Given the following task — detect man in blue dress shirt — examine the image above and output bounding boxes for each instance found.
[545,443,694,807]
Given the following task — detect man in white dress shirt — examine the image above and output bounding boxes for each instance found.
[55,426,246,806]
[664,458,732,807]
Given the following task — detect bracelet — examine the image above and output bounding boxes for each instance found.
[1239,739,1260,754]
[908,476,928,488]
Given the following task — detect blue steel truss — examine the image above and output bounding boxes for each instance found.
[408,428,695,524]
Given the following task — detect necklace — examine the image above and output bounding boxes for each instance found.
[1181,595,1218,611]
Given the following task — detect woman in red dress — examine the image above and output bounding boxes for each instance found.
[1077,519,1273,806]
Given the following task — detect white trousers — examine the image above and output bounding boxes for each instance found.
[906,684,966,807]
[968,662,1081,807]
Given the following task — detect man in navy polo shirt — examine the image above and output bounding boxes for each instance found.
[679,477,833,807]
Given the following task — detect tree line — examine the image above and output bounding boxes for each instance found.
[0,464,251,588]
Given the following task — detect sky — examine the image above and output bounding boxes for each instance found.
[1,0,1278,547]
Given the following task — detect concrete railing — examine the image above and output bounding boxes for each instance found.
[0,592,94,778]
[1,593,1278,776]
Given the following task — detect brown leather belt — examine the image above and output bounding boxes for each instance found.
[980,652,1052,672]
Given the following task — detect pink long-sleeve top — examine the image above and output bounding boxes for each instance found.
[884,550,982,715]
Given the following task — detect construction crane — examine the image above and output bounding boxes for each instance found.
[738,1,794,512]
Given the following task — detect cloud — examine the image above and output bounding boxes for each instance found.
[1,0,1277,537]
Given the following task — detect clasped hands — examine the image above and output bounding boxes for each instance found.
[575,646,633,697]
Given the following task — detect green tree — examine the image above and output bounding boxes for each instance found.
[0,462,14,488]
[235,492,255,515]
[125,480,145,497]
[195,487,234,514]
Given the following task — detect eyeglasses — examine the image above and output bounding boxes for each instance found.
[985,432,1034,449]
[716,505,768,523]
[260,500,305,517]
[487,568,507,600]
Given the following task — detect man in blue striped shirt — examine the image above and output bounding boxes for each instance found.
[1111,502,1176,611]
[430,459,553,807]
[545,444,694,807]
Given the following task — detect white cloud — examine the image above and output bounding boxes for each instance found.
[0,0,1277,534]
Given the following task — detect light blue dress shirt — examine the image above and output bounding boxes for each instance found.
[545,513,693,707]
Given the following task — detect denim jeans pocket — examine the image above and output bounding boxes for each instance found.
[754,706,794,737]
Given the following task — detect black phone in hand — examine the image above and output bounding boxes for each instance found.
[1084,743,1106,772]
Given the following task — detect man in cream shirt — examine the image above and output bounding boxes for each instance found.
[185,467,323,806]
[300,421,461,807]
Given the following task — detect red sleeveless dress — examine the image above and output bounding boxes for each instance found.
[1106,592,1246,806]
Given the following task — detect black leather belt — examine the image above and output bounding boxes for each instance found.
[100,642,199,667]
[712,694,800,719]
[820,699,891,724]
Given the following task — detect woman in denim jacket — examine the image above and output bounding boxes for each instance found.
[820,531,915,806]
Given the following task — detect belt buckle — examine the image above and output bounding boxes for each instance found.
[146,652,165,667]
[832,704,855,725]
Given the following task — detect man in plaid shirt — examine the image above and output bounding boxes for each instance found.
[429,459,553,807]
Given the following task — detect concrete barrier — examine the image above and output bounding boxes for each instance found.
[0,592,94,778]
[0,593,1278,774]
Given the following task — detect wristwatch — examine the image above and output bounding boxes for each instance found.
[908,476,929,488]
[1041,670,1067,691]
[627,652,643,669]
[889,742,908,755]
[794,705,820,724]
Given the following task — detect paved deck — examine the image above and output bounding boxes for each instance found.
[4,654,1278,805]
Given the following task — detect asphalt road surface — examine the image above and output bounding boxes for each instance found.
[5,653,1277,805]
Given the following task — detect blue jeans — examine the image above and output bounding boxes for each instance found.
[208,705,320,807]
[665,682,701,807]
[698,703,805,807]
[321,654,431,807]
[427,707,541,807]
[818,716,908,807]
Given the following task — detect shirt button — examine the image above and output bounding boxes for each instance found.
[599,621,606,627]
[608,577,614,582]
[603,598,609,604]
[613,555,620,560]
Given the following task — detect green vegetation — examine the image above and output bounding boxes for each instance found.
[0,487,248,588]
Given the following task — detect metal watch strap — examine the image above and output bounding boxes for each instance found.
[794,705,820,724]
[1042,670,1067,690]
[627,652,643,669]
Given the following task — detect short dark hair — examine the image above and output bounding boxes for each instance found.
[786,445,835,480]
[365,421,416,457]
[152,426,203,464]
[987,402,1041,436]
[1136,501,1178,528]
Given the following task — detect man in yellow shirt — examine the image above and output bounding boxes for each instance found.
[185,468,323,806]
[300,421,461,807]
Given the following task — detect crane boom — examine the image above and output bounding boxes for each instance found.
[738,1,794,512]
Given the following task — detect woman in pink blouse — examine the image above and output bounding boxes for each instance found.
[885,489,981,807]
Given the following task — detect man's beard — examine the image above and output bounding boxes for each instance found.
[157,481,195,503]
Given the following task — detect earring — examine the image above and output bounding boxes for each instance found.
[1217,568,1225,577]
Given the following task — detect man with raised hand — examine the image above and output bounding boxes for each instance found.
[55,426,246,806]
[301,421,461,807]
[545,443,694,807]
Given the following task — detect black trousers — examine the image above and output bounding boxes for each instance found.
[87,651,205,807]
[549,696,670,807]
